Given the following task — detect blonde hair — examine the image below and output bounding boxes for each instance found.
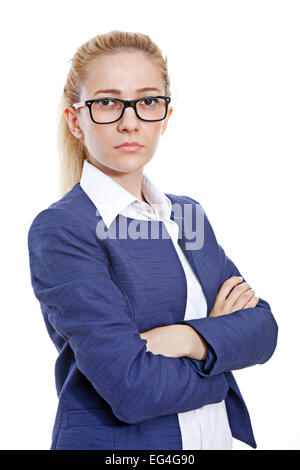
[57,30,171,197]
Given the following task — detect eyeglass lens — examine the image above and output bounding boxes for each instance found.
[91,97,167,123]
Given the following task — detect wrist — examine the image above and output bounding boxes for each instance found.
[184,324,208,361]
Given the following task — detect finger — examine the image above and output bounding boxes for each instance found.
[215,276,244,303]
[232,289,256,310]
[227,281,252,307]
[243,295,259,310]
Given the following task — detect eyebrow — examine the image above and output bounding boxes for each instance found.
[93,87,161,96]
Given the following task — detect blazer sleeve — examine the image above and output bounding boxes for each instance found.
[179,197,279,377]
[27,207,229,425]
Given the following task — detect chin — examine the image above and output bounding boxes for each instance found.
[110,154,150,172]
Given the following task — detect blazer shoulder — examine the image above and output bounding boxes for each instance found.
[28,206,81,234]
[172,194,220,247]
[28,184,83,232]
[165,192,205,209]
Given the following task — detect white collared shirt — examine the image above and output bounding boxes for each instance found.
[80,159,232,450]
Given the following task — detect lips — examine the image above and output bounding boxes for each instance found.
[116,144,143,153]
[116,142,143,149]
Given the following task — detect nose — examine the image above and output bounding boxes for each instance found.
[117,105,140,131]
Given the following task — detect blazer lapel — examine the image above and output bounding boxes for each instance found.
[168,194,215,316]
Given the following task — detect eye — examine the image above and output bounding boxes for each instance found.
[94,98,117,107]
[139,97,159,106]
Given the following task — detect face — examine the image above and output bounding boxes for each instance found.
[65,52,173,177]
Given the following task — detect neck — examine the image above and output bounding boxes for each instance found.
[87,157,146,203]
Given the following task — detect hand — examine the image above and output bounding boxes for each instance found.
[209,275,259,318]
[140,324,194,358]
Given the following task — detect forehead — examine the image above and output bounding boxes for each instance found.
[82,52,164,96]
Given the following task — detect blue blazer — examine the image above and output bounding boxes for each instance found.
[27,183,278,450]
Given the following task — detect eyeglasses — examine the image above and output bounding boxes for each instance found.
[72,95,171,124]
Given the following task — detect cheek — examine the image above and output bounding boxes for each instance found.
[86,126,113,151]
[147,123,163,145]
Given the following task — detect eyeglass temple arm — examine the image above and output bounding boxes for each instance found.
[72,102,86,110]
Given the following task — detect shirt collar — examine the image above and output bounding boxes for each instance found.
[80,159,172,229]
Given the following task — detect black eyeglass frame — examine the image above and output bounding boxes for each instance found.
[72,96,171,124]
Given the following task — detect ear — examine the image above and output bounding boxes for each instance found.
[161,106,173,135]
[64,107,84,139]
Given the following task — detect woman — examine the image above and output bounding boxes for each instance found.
[27,30,278,450]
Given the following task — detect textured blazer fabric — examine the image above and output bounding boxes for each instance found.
[27,183,278,450]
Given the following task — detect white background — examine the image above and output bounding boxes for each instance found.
[1,0,299,450]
